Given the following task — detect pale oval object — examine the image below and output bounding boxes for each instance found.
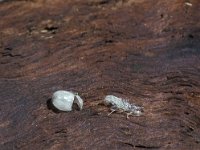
[52,90,75,111]
[52,90,84,111]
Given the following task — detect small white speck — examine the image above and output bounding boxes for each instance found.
[185,2,192,6]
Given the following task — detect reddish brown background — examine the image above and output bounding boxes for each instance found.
[0,0,200,149]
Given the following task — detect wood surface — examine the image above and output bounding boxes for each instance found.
[0,0,200,149]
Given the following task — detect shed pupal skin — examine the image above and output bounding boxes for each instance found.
[74,93,83,110]
[52,90,83,112]
[104,95,143,119]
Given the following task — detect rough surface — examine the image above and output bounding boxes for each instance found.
[0,0,200,149]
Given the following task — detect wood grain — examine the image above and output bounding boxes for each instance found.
[0,0,200,149]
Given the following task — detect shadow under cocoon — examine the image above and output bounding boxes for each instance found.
[46,98,61,113]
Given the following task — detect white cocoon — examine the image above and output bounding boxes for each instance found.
[52,90,75,111]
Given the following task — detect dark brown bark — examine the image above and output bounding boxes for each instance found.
[0,0,200,149]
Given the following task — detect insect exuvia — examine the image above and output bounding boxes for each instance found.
[104,95,143,119]
[52,90,83,112]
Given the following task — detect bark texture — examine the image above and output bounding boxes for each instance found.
[0,0,200,149]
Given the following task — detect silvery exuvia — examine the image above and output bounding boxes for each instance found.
[104,95,143,119]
